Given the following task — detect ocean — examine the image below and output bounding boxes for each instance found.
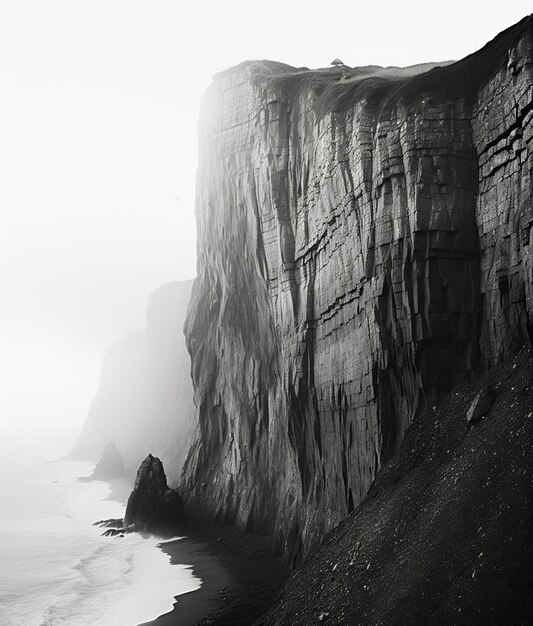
[0,435,200,626]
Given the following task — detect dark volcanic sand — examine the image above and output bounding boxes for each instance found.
[141,526,285,626]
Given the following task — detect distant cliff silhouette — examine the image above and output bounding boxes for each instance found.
[78,280,195,483]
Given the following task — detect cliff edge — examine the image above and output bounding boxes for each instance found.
[181,16,533,565]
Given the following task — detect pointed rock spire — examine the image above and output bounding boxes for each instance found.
[124,454,186,536]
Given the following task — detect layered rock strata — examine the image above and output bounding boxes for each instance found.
[258,348,533,624]
[182,17,533,564]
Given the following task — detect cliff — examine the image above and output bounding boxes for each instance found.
[181,16,533,565]
[258,348,533,624]
[79,280,195,482]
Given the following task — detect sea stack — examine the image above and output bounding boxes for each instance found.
[124,454,186,536]
[180,16,533,568]
[83,440,125,481]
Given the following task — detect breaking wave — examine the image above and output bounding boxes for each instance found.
[0,446,200,626]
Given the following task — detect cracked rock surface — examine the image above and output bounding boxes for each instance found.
[181,17,533,565]
[257,348,533,625]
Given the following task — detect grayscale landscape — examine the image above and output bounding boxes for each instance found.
[1,2,532,625]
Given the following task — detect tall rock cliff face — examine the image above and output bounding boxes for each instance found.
[182,17,533,563]
[79,280,195,482]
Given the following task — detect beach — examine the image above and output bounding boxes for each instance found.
[0,443,202,626]
[0,433,284,625]
[145,525,285,626]
[94,462,285,625]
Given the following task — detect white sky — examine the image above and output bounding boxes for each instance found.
[0,0,531,442]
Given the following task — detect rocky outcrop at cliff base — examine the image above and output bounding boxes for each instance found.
[125,454,186,536]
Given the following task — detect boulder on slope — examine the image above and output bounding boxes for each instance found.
[466,386,497,424]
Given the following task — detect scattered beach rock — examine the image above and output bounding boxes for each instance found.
[94,517,124,528]
[124,454,186,536]
[102,527,125,537]
[94,518,133,537]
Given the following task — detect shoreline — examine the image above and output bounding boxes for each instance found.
[143,526,285,626]
[140,534,231,626]
[91,471,284,625]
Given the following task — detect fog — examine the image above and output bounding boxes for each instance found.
[0,0,530,445]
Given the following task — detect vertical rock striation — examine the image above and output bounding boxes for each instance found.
[182,17,533,563]
[472,31,533,363]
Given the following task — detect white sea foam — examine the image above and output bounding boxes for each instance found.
[0,437,200,626]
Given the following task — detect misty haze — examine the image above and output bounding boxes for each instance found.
[1,2,533,625]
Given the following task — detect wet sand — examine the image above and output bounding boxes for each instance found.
[142,526,285,626]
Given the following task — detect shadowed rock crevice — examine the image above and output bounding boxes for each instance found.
[257,348,533,625]
[181,16,533,564]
